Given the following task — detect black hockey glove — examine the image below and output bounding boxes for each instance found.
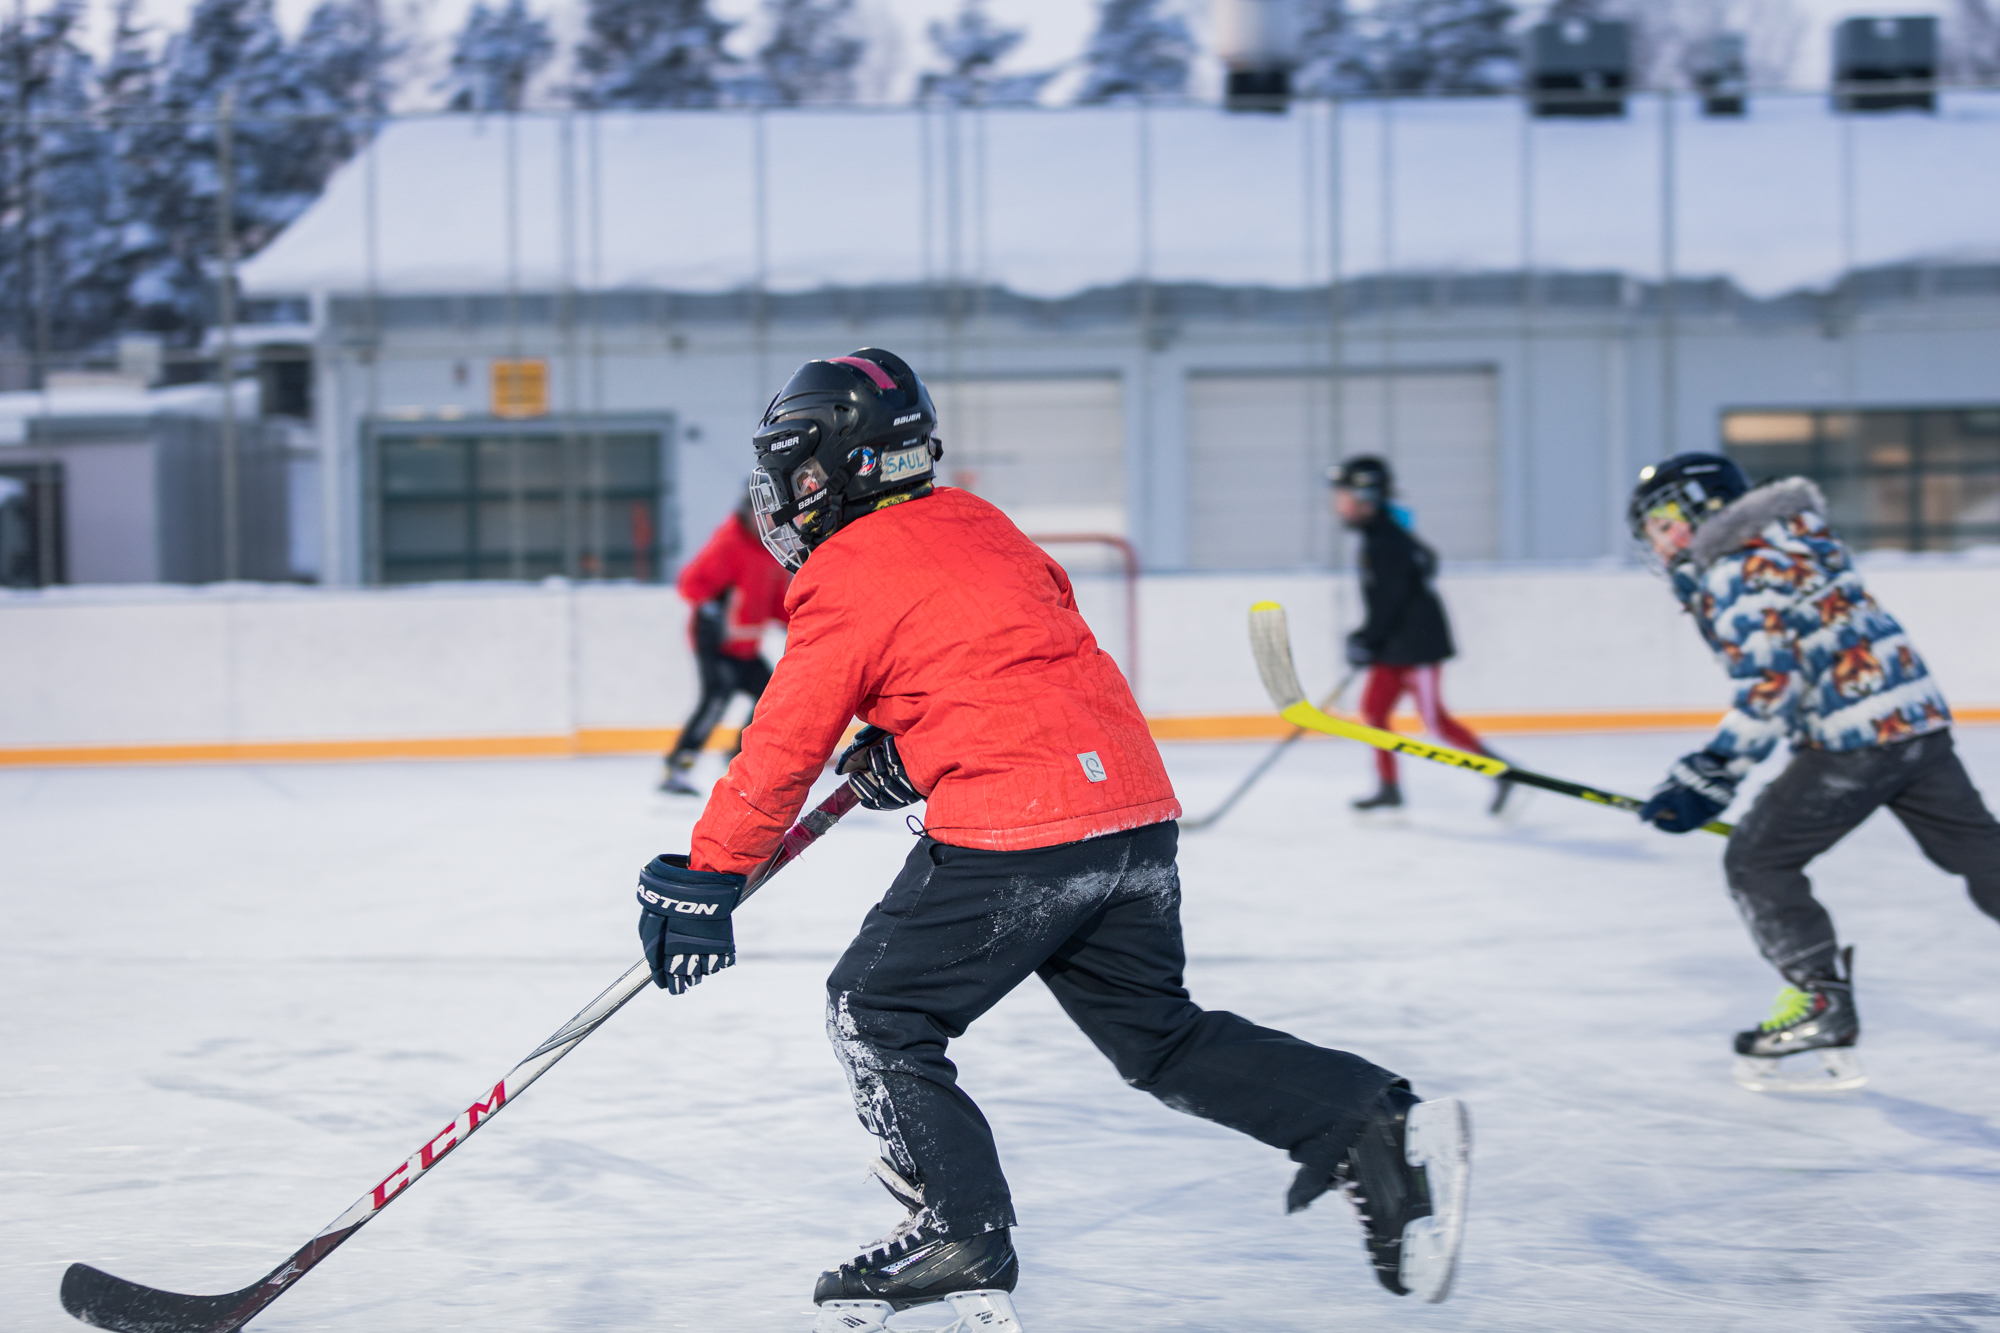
[1637,750,1739,834]
[1344,631,1375,667]
[835,725,924,811]
[635,854,743,994]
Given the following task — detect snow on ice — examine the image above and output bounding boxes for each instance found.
[5,732,2000,1331]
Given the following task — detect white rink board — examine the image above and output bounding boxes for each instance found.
[2,556,1999,751]
[4,736,1999,1332]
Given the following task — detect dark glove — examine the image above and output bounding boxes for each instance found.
[1344,631,1375,667]
[636,854,743,993]
[835,725,924,811]
[1637,750,1739,834]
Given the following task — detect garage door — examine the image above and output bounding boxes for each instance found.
[1187,370,1498,569]
[931,376,1124,537]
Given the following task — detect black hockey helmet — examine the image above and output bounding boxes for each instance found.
[747,348,942,571]
[1328,455,1393,505]
[1627,452,1750,543]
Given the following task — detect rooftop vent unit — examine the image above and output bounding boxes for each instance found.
[1528,19,1633,118]
[1216,0,1299,113]
[1687,33,1748,117]
[1833,15,1938,113]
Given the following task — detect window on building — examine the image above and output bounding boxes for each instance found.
[368,424,673,584]
[1722,407,2000,553]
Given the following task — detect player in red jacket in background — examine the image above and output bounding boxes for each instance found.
[628,350,1471,1333]
[658,492,792,794]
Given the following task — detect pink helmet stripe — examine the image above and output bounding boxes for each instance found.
[828,356,898,391]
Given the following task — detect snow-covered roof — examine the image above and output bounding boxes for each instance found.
[241,95,2000,303]
[0,380,258,447]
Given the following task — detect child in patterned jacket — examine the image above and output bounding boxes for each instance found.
[1629,453,2000,1092]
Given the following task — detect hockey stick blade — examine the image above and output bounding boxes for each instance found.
[1247,602,1732,837]
[1183,662,1358,833]
[60,779,864,1333]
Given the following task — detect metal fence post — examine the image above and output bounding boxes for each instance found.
[217,87,239,582]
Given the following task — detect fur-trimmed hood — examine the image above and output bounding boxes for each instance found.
[1688,476,1829,571]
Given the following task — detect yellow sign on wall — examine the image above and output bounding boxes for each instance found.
[491,359,549,418]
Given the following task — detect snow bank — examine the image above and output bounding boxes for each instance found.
[241,95,2000,303]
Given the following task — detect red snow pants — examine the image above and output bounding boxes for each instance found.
[1359,663,1487,786]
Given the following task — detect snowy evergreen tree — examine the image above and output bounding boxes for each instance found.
[917,0,1055,105]
[573,0,739,108]
[1074,0,1194,103]
[123,0,329,338]
[1947,0,2000,80]
[752,0,863,105]
[444,0,555,111]
[293,0,398,182]
[1294,0,1375,95]
[0,0,123,361]
[100,0,157,118]
[1335,0,1521,93]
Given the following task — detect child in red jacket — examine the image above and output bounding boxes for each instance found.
[631,350,1471,1332]
[659,493,791,794]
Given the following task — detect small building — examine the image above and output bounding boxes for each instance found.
[224,97,2000,585]
[0,378,309,587]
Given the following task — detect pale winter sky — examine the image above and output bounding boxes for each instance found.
[64,0,1965,104]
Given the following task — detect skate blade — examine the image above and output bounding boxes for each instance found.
[1349,808,1408,826]
[941,1289,1024,1331]
[810,1300,894,1333]
[1399,1098,1472,1304]
[1732,1049,1868,1094]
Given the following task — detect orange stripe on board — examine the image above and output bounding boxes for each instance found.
[1145,710,1730,741]
[0,728,747,769]
[3,710,1994,769]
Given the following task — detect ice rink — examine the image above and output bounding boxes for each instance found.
[6,731,2000,1332]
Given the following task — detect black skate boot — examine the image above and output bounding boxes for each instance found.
[1352,782,1403,812]
[1731,947,1865,1093]
[811,1160,1022,1331]
[1292,1082,1471,1303]
[657,752,699,795]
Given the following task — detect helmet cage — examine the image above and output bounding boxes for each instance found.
[1627,453,1750,571]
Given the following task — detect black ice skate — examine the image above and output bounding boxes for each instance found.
[1731,948,1866,1093]
[1330,1084,1471,1303]
[1352,782,1403,813]
[657,753,700,795]
[811,1161,1022,1332]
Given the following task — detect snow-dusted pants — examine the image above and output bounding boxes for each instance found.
[1723,730,2000,985]
[825,820,1398,1236]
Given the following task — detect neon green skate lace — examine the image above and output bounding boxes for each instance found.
[1760,986,1813,1032]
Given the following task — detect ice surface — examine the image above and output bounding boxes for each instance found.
[5,733,2000,1332]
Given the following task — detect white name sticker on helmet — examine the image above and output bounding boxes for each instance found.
[880,445,932,483]
[1078,751,1108,783]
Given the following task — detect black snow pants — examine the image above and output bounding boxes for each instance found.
[1723,730,2000,985]
[825,820,1399,1236]
[666,610,773,764]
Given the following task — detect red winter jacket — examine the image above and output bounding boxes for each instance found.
[677,515,791,660]
[690,487,1178,875]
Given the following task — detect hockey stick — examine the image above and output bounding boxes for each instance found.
[1248,602,1733,837]
[1181,670,1360,832]
[60,779,865,1333]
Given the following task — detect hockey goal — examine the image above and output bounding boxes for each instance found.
[1028,533,1140,695]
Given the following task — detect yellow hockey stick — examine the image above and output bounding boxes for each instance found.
[1248,601,1732,838]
